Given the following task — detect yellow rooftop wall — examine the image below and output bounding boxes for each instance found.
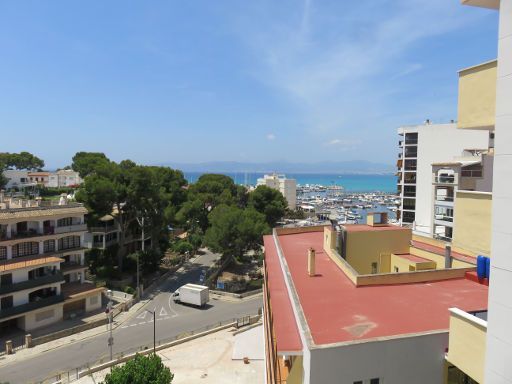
[453,191,492,256]
[345,229,411,274]
[447,309,487,384]
[457,60,497,130]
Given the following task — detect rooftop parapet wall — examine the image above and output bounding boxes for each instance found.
[323,226,476,287]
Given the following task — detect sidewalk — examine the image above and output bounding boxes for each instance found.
[76,326,264,384]
[0,297,150,368]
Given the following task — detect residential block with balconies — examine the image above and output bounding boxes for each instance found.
[0,193,104,334]
[396,123,489,235]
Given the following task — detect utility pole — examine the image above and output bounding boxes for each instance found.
[106,290,114,364]
[136,216,145,299]
[146,309,156,355]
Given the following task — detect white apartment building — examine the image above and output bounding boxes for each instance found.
[0,194,103,332]
[256,173,297,210]
[48,170,83,188]
[397,122,490,235]
[3,170,32,190]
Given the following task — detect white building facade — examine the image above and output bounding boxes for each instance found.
[397,123,489,235]
[471,0,512,382]
[256,173,297,210]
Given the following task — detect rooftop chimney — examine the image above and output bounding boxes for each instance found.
[308,247,316,277]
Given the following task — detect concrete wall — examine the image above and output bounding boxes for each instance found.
[308,332,448,384]
[485,0,512,382]
[414,123,489,236]
[447,309,487,384]
[453,191,492,256]
[85,292,102,312]
[457,60,497,130]
[22,304,64,331]
[345,229,411,274]
[390,254,436,273]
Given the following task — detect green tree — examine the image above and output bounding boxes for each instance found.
[71,152,110,178]
[103,354,173,384]
[0,152,45,188]
[0,152,45,170]
[172,240,194,254]
[176,174,246,233]
[76,153,186,272]
[248,185,287,227]
[204,204,269,260]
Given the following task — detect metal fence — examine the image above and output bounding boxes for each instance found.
[36,314,260,384]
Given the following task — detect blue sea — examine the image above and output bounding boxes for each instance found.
[183,172,396,193]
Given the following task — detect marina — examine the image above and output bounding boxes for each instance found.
[286,184,400,227]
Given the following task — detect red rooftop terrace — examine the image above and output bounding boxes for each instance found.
[263,224,489,382]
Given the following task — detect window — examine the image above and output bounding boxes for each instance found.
[0,246,6,260]
[44,240,55,253]
[12,242,39,258]
[57,217,73,227]
[1,295,13,309]
[353,382,363,384]
[370,379,380,384]
[1,273,12,286]
[371,262,378,274]
[58,235,80,250]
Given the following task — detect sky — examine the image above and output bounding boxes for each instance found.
[0,1,499,169]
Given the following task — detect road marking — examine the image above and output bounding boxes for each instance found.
[159,307,168,317]
[136,312,146,320]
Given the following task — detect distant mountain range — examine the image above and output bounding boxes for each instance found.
[161,161,394,174]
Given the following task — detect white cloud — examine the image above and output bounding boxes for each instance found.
[324,138,361,150]
[266,133,276,141]
[229,0,488,136]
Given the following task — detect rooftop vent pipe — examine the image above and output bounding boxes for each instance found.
[445,245,452,269]
[308,247,316,277]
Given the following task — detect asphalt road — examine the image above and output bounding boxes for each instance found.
[0,251,263,383]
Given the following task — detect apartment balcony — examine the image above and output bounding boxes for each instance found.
[0,227,56,242]
[457,60,497,130]
[0,294,64,320]
[434,195,454,207]
[434,216,454,227]
[433,174,458,185]
[60,262,85,273]
[54,223,87,234]
[0,271,64,295]
[446,308,487,384]
[88,225,118,233]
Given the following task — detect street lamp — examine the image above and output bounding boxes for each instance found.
[135,216,145,299]
[146,309,156,355]
[106,290,114,363]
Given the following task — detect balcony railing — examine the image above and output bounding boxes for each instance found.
[435,195,454,202]
[54,223,87,234]
[0,271,64,295]
[435,215,453,222]
[60,262,85,272]
[0,294,64,320]
[0,227,56,241]
[434,175,457,184]
[89,225,118,233]
[434,234,452,242]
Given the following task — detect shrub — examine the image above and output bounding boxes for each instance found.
[103,354,173,384]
